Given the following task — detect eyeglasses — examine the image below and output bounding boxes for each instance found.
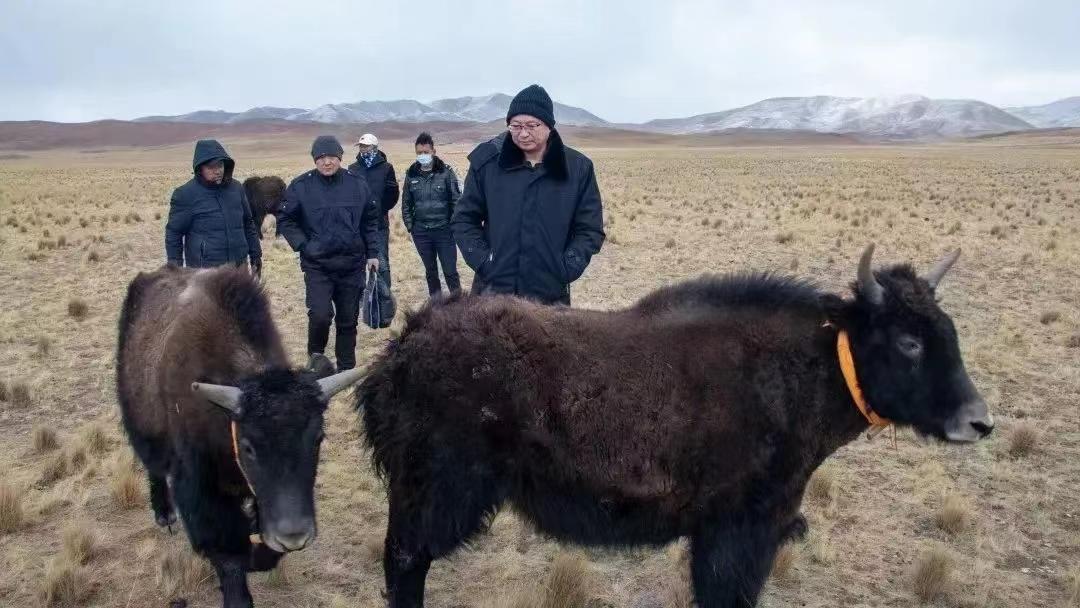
[508,122,545,133]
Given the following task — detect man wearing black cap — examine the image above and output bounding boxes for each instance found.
[451,84,605,305]
[278,135,381,372]
[165,139,262,275]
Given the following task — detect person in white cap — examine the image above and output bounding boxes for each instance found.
[348,133,398,313]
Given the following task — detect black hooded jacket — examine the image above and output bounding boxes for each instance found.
[347,149,399,232]
[451,130,605,304]
[165,139,261,268]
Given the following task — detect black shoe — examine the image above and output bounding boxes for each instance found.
[307,353,335,379]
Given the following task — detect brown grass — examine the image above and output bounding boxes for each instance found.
[266,558,294,589]
[1066,567,1080,607]
[31,425,60,453]
[912,546,954,603]
[770,544,798,585]
[79,423,110,455]
[66,443,88,472]
[0,380,7,401]
[39,558,91,607]
[1008,423,1039,458]
[66,298,88,321]
[40,452,69,485]
[806,467,836,504]
[0,481,24,533]
[61,523,98,565]
[109,466,144,509]
[156,546,214,598]
[1039,310,1061,325]
[935,493,972,536]
[11,382,31,407]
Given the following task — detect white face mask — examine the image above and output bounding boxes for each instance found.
[416,153,433,166]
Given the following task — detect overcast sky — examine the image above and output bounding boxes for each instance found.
[2,0,1078,123]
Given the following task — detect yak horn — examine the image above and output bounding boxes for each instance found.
[317,368,365,401]
[857,243,885,305]
[924,249,961,290]
[192,382,244,416]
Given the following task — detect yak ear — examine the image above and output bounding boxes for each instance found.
[191,382,244,417]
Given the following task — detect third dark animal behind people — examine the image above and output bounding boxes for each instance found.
[452,84,605,306]
[277,135,381,375]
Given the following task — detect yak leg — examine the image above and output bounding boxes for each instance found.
[149,472,177,529]
[172,454,256,608]
[122,429,176,530]
[383,464,502,608]
[690,521,781,608]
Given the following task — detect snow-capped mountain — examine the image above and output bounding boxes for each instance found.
[643,95,1033,139]
[1004,97,1080,128]
[135,94,608,127]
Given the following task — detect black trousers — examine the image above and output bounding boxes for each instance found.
[412,227,461,296]
[304,266,363,370]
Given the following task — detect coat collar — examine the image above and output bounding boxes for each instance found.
[496,129,568,181]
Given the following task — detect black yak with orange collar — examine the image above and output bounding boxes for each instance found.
[116,265,362,608]
[357,245,994,608]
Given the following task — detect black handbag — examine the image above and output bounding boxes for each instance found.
[362,268,395,329]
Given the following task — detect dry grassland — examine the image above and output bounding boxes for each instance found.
[0,135,1078,607]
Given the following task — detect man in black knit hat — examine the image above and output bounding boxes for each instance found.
[278,135,381,373]
[451,84,605,306]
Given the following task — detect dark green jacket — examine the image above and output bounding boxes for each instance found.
[401,157,460,232]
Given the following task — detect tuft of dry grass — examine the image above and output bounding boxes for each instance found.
[1065,567,1080,607]
[1039,310,1061,325]
[912,546,954,603]
[806,466,836,504]
[538,553,595,608]
[361,530,385,563]
[11,382,32,407]
[32,425,60,453]
[266,558,294,588]
[79,423,110,455]
[935,493,972,536]
[0,482,24,534]
[770,544,797,584]
[67,443,88,472]
[87,250,100,262]
[34,335,54,359]
[157,546,214,598]
[62,523,98,565]
[41,452,69,485]
[1008,423,1039,458]
[1067,334,1080,349]
[109,466,144,509]
[39,557,91,607]
[66,298,88,321]
[776,231,795,244]
[0,379,7,401]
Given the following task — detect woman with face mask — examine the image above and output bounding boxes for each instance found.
[401,132,462,296]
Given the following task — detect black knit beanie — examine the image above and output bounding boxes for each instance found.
[311,135,344,159]
[506,84,555,129]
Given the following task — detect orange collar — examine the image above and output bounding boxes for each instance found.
[230,421,256,496]
[836,330,893,439]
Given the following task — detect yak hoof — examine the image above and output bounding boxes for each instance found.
[157,511,178,531]
[784,513,809,542]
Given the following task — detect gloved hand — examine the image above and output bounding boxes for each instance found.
[250,257,262,279]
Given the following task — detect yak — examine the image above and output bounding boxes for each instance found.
[242,176,285,239]
[357,245,995,608]
[116,265,362,608]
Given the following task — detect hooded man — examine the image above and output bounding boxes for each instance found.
[348,133,399,310]
[165,139,262,275]
[278,135,381,372]
[451,84,605,306]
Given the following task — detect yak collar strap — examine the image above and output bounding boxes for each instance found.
[230,421,263,545]
[230,422,257,496]
[835,330,895,442]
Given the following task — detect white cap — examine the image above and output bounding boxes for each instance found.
[354,133,378,147]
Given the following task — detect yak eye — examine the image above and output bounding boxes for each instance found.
[897,334,923,359]
[240,439,256,460]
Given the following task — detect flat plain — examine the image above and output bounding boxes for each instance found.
[0,132,1077,607]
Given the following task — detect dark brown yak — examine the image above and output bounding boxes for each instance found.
[242,175,285,238]
[358,245,994,608]
[116,265,362,608]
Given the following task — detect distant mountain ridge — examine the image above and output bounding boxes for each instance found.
[135,93,609,127]
[123,92,1079,139]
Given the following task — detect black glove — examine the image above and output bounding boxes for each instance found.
[250,257,262,279]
